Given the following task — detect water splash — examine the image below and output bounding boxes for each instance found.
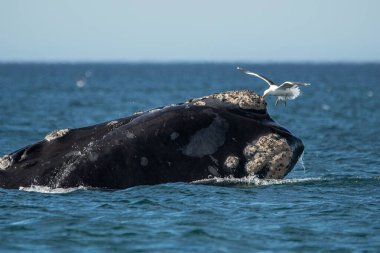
[19,185,87,194]
[192,175,324,186]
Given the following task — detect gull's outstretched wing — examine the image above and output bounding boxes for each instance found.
[278,81,311,90]
[237,67,275,86]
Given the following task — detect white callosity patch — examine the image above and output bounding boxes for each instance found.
[45,129,70,142]
[193,100,206,106]
[170,132,179,140]
[243,133,292,179]
[0,155,13,170]
[107,120,119,126]
[140,157,149,167]
[223,156,240,173]
[182,117,229,157]
[189,90,266,110]
[213,91,265,110]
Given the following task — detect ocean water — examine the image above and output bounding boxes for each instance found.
[0,63,379,252]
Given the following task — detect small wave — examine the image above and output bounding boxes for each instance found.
[192,176,324,186]
[19,185,87,194]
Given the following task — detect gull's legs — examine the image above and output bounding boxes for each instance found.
[284,96,287,107]
[275,97,279,107]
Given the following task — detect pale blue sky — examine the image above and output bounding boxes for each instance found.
[1,0,379,62]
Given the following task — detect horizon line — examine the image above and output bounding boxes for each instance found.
[1,60,380,65]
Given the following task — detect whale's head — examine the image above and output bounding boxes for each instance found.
[188,90,305,180]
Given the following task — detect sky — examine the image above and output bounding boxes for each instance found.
[0,0,379,62]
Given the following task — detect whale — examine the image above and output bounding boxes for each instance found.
[0,90,304,189]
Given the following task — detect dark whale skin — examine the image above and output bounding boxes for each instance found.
[0,91,304,189]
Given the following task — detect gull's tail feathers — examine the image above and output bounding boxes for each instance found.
[288,86,301,99]
[278,86,301,100]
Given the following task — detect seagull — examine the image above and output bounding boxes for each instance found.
[237,67,310,106]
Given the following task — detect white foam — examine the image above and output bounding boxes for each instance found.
[19,185,87,194]
[192,175,324,186]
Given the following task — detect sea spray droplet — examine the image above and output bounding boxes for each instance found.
[76,79,86,88]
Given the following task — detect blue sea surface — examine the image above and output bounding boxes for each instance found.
[0,63,379,252]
